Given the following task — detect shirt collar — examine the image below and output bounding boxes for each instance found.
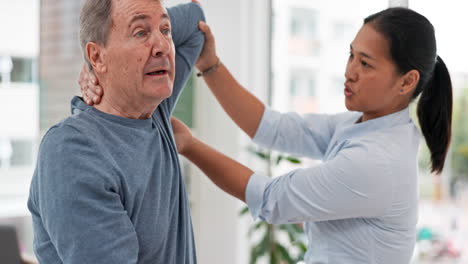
[337,107,412,141]
[70,96,155,130]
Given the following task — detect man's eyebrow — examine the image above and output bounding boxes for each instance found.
[350,44,375,60]
[161,13,170,21]
[129,13,170,26]
[129,14,150,26]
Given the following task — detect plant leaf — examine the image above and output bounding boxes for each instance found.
[248,221,266,237]
[275,155,284,165]
[286,156,301,164]
[239,206,249,216]
[276,243,294,263]
[247,147,271,160]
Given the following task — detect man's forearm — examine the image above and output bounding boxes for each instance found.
[202,63,265,139]
[165,3,205,112]
[183,138,253,202]
[168,3,205,47]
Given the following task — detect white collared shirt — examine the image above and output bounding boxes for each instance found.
[246,107,420,264]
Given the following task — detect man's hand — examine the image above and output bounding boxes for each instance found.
[196,21,219,71]
[78,64,103,106]
[170,117,194,155]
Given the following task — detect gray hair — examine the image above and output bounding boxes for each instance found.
[79,0,113,69]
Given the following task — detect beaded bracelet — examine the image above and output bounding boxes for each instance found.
[196,58,221,77]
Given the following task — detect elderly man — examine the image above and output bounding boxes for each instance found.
[27,0,204,263]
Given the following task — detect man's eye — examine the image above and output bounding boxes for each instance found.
[361,60,370,68]
[135,30,147,38]
[348,52,354,60]
[162,28,171,35]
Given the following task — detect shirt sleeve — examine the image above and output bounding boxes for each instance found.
[252,107,337,159]
[245,139,393,224]
[163,3,205,114]
[32,126,139,264]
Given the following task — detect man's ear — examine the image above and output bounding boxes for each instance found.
[86,42,107,74]
[398,69,420,95]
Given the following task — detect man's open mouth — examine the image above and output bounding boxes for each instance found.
[147,70,168,76]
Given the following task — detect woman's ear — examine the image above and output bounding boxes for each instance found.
[86,42,107,74]
[398,69,420,95]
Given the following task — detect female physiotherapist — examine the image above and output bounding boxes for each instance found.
[82,7,452,264]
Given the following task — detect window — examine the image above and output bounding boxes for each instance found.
[0,2,39,254]
[289,78,299,96]
[11,57,35,83]
[290,17,301,37]
[273,0,389,113]
[308,79,316,97]
[290,8,318,39]
[289,72,316,98]
[288,71,318,114]
[0,57,35,84]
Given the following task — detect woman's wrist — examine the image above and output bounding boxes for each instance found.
[197,56,219,72]
[180,137,201,158]
[197,58,221,77]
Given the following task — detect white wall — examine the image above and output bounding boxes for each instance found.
[0,0,39,57]
[410,0,468,76]
[0,84,39,139]
[194,0,271,262]
[166,1,271,263]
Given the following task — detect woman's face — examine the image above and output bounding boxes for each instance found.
[344,23,406,120]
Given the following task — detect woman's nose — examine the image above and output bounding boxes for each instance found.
[345,61,358,82]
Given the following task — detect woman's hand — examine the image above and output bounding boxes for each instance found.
[196,21,219,71]
[78,64,103,106]
[170,117,194,155]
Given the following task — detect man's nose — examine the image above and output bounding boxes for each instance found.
[151,33,170,57]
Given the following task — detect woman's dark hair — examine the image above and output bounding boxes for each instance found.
[364,7,452,174]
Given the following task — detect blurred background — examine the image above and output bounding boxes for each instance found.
[0,0,467,263]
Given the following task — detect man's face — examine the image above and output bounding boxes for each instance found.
[103,0,175,105]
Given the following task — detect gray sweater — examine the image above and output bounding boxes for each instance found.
[28,3,205,264]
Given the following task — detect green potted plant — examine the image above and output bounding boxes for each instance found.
[240,147,307,264]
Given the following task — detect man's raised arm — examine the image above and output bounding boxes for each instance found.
[164,2,205,113]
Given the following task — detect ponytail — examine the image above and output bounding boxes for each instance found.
[416,56,453,174]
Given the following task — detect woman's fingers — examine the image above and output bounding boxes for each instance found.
[196,21,218,70]
[199,21,215,47]
[198,21,211,35]
[78,64,103,105]
[85,83,102,104]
